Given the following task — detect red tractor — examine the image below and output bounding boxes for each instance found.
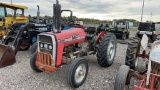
[114,34,160,90]
[30,0,117,88]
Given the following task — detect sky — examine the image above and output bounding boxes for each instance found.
[1,0,160,22]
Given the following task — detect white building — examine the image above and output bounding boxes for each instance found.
[155,22,160,30]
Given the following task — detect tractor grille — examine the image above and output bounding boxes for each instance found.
[151,61,160,89]
[36,52,56,72]
[39,35,52,43]
[38,35,53,55]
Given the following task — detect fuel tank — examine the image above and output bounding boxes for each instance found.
[47,28,86,45]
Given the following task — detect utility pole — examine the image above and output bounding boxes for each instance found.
[141,0,145,22]
[11,0,13,16]
[150,12,152,22]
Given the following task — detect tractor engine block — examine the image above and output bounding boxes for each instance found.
[62,41,91,64]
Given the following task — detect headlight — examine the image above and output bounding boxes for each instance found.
[40,42,44,48]
[44,43,48,49]
[48,44,53,50]
[39,42,53,50]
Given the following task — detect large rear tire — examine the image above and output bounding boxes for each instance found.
[67,58,89,88]
[114,65,130,90]
[125,37,140,69]
[97,32,117,67]
[30,52,42,72]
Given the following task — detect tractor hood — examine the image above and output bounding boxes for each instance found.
[149,41,160,63]
[46,28,86,45]
[15,16,28,20]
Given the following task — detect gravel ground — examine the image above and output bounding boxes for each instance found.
[0,32,136,90]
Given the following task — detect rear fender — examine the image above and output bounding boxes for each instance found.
[96,31,107,44]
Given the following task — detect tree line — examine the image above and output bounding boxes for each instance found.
[27,14,140,27]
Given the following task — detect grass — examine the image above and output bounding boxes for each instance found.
[130,29,137,32]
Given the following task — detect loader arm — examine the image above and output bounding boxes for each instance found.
[12,24,29,54]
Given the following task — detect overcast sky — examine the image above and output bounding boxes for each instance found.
[1,0,160,22]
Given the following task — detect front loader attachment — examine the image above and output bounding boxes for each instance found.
[0,24,32,68]
[0,44,15,68]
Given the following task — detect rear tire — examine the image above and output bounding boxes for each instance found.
[114,65,130,90]
[97,32,117,67]
[67,58,89,88]
[125,37,140,69]
[30,52,42,72]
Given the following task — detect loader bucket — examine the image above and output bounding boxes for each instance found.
[0,44,15,68]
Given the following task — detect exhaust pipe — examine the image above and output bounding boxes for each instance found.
[53,0,61,33]
[53,0,73,33]
[37,5,40,23]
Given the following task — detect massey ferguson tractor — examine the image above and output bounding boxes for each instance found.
[114,34,160,90]
[29,0,117,88]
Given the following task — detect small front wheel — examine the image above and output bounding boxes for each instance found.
[67,58,89,88]
[30,52,42,72]
[30,42,38,54]
[114,65,130,90]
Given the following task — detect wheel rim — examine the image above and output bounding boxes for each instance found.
[20,45,28,49]
[74,64,86,83]
[107,40,115,61]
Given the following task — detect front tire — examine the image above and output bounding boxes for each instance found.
[122,34,126,40]
[30,52,42,72]
[97,32,117,67]
[30,42,37,54]
[125,37,140,69]
[114,65,130,90]
[67,58,89,88]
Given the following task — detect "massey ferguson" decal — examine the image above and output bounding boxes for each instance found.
[58,35,85,43]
